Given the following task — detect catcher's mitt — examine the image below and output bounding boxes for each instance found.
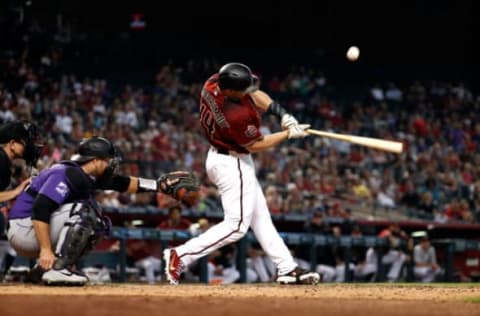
[158,171,200,206]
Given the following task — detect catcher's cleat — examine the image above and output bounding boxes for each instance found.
[42,268,88,286]
[276,267,320,285]
[163,248,183,285]
[25,264,46,284]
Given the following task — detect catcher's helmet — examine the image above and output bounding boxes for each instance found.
[71,136,116,163]
[218,63,253,91]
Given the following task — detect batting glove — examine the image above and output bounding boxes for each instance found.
[288,124,311,139]
[281,114,299,129]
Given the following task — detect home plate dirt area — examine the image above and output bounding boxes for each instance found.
[1,284,479,316]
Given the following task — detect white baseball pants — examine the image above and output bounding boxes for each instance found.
[175,148,297,275]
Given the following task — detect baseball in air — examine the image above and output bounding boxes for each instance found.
[346,46,360,61]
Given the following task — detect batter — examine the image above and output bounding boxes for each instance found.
[164,63,320,285]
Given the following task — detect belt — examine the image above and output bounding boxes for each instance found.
[213,147,246,156]
[217,148,229,155]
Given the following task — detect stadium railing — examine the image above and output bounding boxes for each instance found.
[76,227,478,283]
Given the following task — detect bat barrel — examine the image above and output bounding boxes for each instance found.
[306,129,403,154]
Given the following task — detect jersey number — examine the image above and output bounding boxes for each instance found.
[200,103,215,140]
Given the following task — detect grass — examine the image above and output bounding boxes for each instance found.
[390,282,480,287]
[464,297,480,303]
[319,282,480,287]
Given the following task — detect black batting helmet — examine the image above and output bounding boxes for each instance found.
[218,63,253,91]
[71,136,116,163]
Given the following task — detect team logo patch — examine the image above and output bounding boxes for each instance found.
[55,181,69,197]
[244,125,258,138]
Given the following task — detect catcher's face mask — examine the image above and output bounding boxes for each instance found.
[102,146,122,178]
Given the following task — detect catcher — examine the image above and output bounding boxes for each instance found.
[6,136,199,285]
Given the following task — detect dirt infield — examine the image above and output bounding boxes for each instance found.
[1,284,479,316]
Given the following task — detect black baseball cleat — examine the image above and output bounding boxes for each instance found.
[24,264,46,284]
[276,267,320,285]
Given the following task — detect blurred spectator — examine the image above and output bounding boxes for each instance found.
[283,182,305,213]
[158,205,192,231]
[206,245,240,285]
[356,224,408,282]
[413,236,441,282]
[303,212,348,282]
[189,218,210,237]
[370,83,384,102]
[417,191,437,219]
[96,190,122,208]
[351,176,372,204]
[107,220,162,284]
[246,245,276,283]
[398,179,421,209]
[304,210,331,235]
[265,185,284,214]
[385,82,403,102]
[196,181,222,213]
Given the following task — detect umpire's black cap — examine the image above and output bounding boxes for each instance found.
[71,136,116,163]
[0,121,30,144]
[218,62,253,92]
[0,120,43,167]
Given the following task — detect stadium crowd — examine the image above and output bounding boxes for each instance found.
[1,44,479,224]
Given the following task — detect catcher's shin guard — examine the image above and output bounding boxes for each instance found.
[53,202,109,270]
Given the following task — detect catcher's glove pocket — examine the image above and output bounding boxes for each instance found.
[158,171,200,206]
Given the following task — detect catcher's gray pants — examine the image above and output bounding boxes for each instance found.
[7,204,72,258]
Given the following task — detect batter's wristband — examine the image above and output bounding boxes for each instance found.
[266,101,288,118]
[137,177,158,192]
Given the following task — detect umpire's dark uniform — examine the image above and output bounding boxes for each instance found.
[0,145,12,234]
[0,121,40,235]
[0,122,26,276]
[0,121,41,277]
[0,125,15,235]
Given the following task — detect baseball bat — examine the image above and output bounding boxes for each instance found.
[306,129,403,154]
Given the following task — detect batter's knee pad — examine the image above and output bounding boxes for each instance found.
[53,202,111,270]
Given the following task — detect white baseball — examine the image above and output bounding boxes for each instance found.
[346,46,360,61]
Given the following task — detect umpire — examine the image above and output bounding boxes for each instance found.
[0,120,41,278]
